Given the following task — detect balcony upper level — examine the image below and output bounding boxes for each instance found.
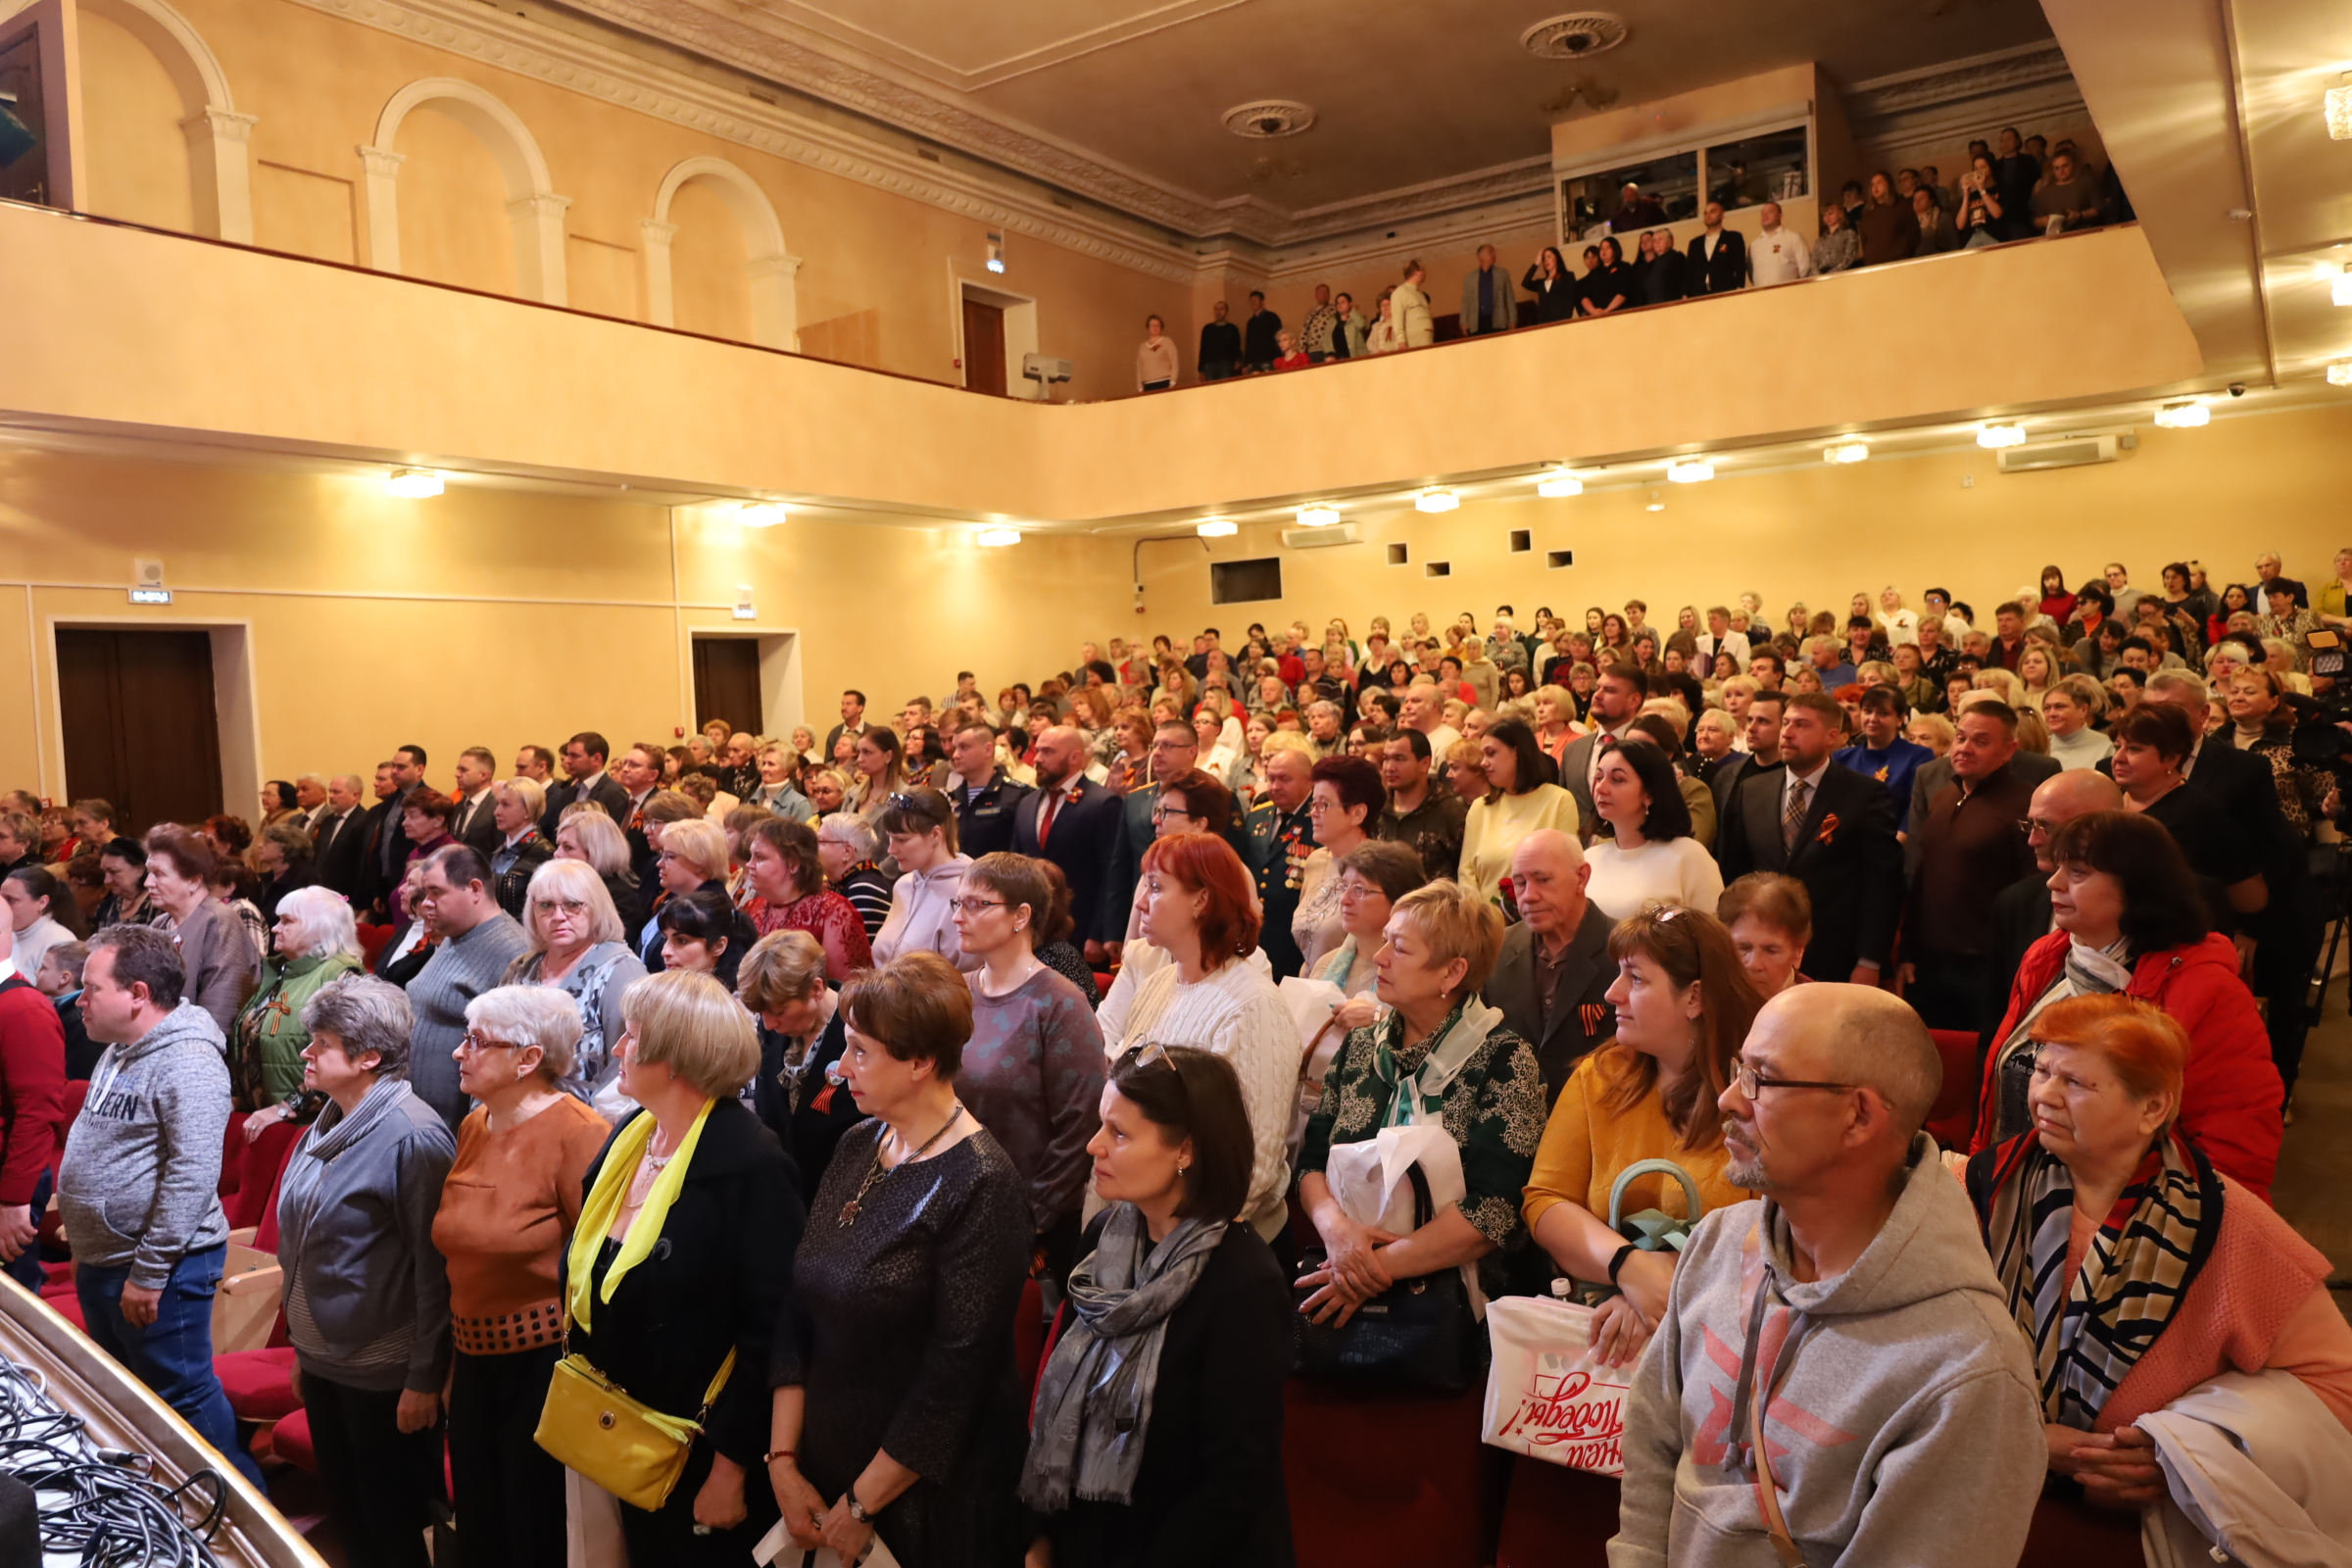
[0,194,2209,530]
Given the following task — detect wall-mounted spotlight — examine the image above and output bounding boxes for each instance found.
[976,526,1022,547]
[1197,518,1238,537]
[1298,506,1340,526]
[1536,470,1583,498]
[1665,459,1713,483]
[1823,442,1869,465]
[2152,401,2210,428]
[385,467,443,498]
[1976,422,2027,448]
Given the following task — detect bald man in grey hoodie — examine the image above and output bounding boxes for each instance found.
[1610,985,2043,1568]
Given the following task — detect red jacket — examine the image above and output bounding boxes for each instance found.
[1972,932,2282,1200]
[0,976,67,1205]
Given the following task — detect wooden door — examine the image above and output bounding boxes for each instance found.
[692,637,762,736]
[961,296,1006,396]
[56,628,222,834]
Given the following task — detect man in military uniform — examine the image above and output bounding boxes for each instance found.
[1247,739,1317,979]
[946,719,1032,859]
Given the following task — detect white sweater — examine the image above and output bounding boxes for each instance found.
[1584,836,1725,921]
[1117,957,1298,1237]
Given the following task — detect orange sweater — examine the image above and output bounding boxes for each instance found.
[1522,1047,1752,1235]
[431,1095,611,1355]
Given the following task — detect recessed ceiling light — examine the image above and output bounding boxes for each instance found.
[1823,441,1869,465]
[2328,73,2352,139]
[739,501,787,525]
[1197,518,1238,537]
[385,467,442,498]
[976,526,1021,547]
[1536,469,1583,498]
[2328,361,2352,386]
[1666,459,1713,483]
[1297,505,1340,526]
[2153,401,2210,428]
[1977,422,2027,448]
[1415,490,1459,513]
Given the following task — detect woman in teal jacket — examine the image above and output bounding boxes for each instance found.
[231,884,365,1122]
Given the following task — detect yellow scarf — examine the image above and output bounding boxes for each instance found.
[565,1099,717,1334]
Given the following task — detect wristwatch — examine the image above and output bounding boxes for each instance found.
[846,1493,875,1525]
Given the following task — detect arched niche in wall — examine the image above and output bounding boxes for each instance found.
[0,0,251,238]
[360,76,569,306]
[643,157,801,351]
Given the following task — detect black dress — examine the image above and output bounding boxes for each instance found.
[564,1100,804,1565]
[1033,1216,1297,1568]
[773,1124,1032,1568]
[751,1010,864,1205]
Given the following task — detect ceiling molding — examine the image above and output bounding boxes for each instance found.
[1843,40,2076,128]
[282,0,1203,282]
[751,0,1254,93]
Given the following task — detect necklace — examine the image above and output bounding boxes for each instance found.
[839,1102,964,1227]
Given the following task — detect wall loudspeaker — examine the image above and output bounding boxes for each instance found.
[134,559,166,588]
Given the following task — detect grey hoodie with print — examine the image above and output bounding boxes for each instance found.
[1610,1135,2045,1568]
[56,1001,231,1291]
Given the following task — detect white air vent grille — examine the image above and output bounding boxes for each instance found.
[1996,434,2120,473]
[1283,523,1361,549]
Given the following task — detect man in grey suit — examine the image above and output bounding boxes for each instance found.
[1556,663,1648,838]
[538,731,631,839]
[1483,829,1616,1105]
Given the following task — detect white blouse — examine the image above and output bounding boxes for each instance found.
[1583,835,1726,921]
[1117,957,1299,1238]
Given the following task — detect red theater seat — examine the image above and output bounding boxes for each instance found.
[1926,1030,1982,1151]
[1495,1455,1619,1568]
[2018,1489,2142,1567]
[1285,1381,1486,1568]
[271,1407,317,1473]
[219,1348,302,1423]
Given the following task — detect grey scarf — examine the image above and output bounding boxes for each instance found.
[1018,1206,1225,1512]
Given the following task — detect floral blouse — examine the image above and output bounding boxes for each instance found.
[1297,1001,1547,1298]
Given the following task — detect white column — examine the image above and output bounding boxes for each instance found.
[746,250,803,351]
[180,108,257,244]
[509,191,571,307]
[638,219,677,326]
[356,144,406,272]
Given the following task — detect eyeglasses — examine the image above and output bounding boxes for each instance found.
[458,1029,516,1054]
[530,898,589,917]
[2018,817,2063,838]
[947,897,1006,915]
[1149,805,1197,824]
[1729,1059,1855,1100]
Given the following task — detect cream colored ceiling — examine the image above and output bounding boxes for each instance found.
[564,0,2057,241]
[2040,0,2352,393]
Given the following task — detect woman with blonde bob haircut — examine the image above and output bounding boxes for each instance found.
[1967,994,2352,1505]
[554,807,643,942]
[502,858,645,1111]
[1297,879,1545,1322]
[1523,905,1763,1365]
[560,968,798,1560]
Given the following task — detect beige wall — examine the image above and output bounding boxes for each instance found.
[1130,402,2350,648]
[0,446,1128,806]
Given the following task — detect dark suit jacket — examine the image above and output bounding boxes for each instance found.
[312,806,369,899]
[1719,762,1903,980]
[1011,780,1125,947]
[1985,872,2053,1035]
[450,791,503,858]
[954,769,1033,862]
[1706,752,1778,824]
[538,773,630,841]
[1482,903,1617,1106]
[1686,229,1748,295]
[2182,738,2298,890]
[354,796,408,914]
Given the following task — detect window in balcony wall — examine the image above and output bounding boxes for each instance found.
[1562,150,1697,244]
[1703,128,1809,211]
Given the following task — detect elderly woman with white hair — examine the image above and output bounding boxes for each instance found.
[277,975,458,1568]
[814,812,893,942]
[489,777,555,920]
[230,883,365,1134]
[499,858,647,1114]
[434,985,614,1568]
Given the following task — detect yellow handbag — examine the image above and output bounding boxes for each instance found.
[532,1326,737,1513]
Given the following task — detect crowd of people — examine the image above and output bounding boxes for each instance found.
[1153,126,2128,387]
[0,541,2343,1568]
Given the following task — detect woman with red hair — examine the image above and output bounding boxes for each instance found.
[1109,833,1298,1245]
[1967,993,2352,1509]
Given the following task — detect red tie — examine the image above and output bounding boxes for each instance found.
[1038,790,1062,849]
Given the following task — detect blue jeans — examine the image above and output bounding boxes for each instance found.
[76,1246,264,1486]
